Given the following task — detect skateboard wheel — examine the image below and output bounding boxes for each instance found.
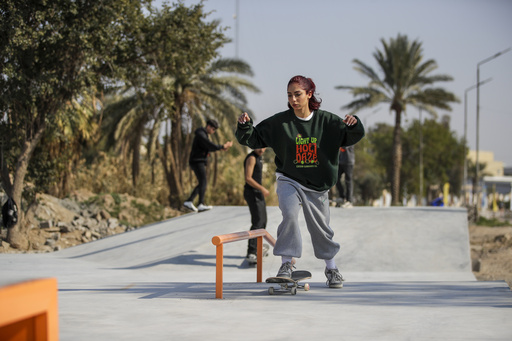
[291,287,297,295]
[304,283,310,291]
[268,287,274,295]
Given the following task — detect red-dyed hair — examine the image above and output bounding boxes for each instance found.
[287,75,322,111]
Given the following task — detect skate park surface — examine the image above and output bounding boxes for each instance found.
[1,206,511,340]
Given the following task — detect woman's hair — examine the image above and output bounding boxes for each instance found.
[287,75,322,111]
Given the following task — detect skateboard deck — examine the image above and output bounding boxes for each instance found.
[266,270,312,295]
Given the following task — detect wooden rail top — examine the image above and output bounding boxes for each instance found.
[212,229,276,246]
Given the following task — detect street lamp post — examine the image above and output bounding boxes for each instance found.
[234,0,240,58]
[475,47,511,220]
[418,108,423,206]
[464,78,491,206]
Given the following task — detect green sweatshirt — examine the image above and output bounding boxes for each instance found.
[236,109,365,191]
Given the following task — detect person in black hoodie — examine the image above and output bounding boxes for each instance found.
[183,119,232,212]
[243,148,269,264]
[335,145,355,208]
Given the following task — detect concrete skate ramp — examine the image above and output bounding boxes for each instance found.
[54,206,472,280]
[333,207,472,273]
[2,206,511,341]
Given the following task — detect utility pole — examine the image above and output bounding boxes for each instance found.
[234,0,239,58]
[463,78,491,206]
[475,47,510,220]
[418,108,423,206]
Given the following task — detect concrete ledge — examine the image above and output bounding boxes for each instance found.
[0,278,59,341]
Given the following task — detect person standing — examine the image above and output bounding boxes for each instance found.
[244,148,269,264]
[335,145,355,208]
[236,75,365,288]
[183,119,232,212]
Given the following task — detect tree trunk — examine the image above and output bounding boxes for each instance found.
[5,123,46,249]
[391,109,403,205]
[159,133,183,208]
[171,102,183,178]
[131,126,142,187]
[212,152,218,187]
[161,102,188,207]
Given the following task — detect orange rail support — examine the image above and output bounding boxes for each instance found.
[212,230,276,299]
[0,278,59,341]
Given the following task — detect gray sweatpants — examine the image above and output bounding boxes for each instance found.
[273,176,340,260]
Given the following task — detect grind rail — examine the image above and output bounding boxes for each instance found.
[211,230,276,299]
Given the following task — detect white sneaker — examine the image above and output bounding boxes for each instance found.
[197,203,212,212]
[341,201,353,208]
[246,254,257,265]
[183,201,198,212]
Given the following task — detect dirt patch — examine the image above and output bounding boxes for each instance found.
[469,224,512,289]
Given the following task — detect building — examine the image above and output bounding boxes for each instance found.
[467,150,504,177]
[466,150,511,211]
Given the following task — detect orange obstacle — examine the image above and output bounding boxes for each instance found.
[212,230,275,299]
[0,278,59,341]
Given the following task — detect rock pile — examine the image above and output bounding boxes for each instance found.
[1,190,180,253]
[35,205,133,252]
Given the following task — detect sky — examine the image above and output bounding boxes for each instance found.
[157,0,512,167]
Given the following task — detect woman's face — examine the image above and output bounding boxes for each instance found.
[287,82,312,113]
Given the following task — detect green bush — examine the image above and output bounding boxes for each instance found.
[476,216,510,227]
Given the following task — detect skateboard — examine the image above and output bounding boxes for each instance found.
[266,270,312,295]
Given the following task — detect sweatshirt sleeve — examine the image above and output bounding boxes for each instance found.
[235,118,268,149]
[341,116,365,147]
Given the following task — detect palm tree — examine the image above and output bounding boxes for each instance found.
[336,34,459,205]
[161,57,259,206]
[99,3,259,206]
[100,91,162,188]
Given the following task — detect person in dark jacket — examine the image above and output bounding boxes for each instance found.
[183,119,232,212]
[244,148,269,264]
[335,145,355,208]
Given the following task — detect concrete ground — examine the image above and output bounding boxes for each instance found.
[1,206,511,340]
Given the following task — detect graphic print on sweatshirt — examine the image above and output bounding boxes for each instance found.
[294,133,318,168]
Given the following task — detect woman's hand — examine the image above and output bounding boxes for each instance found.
[238,112,250,124]
[343,114,357,126]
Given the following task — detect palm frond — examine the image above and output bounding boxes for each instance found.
[207,58,255,77]
[338,33,457,117]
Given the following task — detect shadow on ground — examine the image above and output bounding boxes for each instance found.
[59,281,512,308]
